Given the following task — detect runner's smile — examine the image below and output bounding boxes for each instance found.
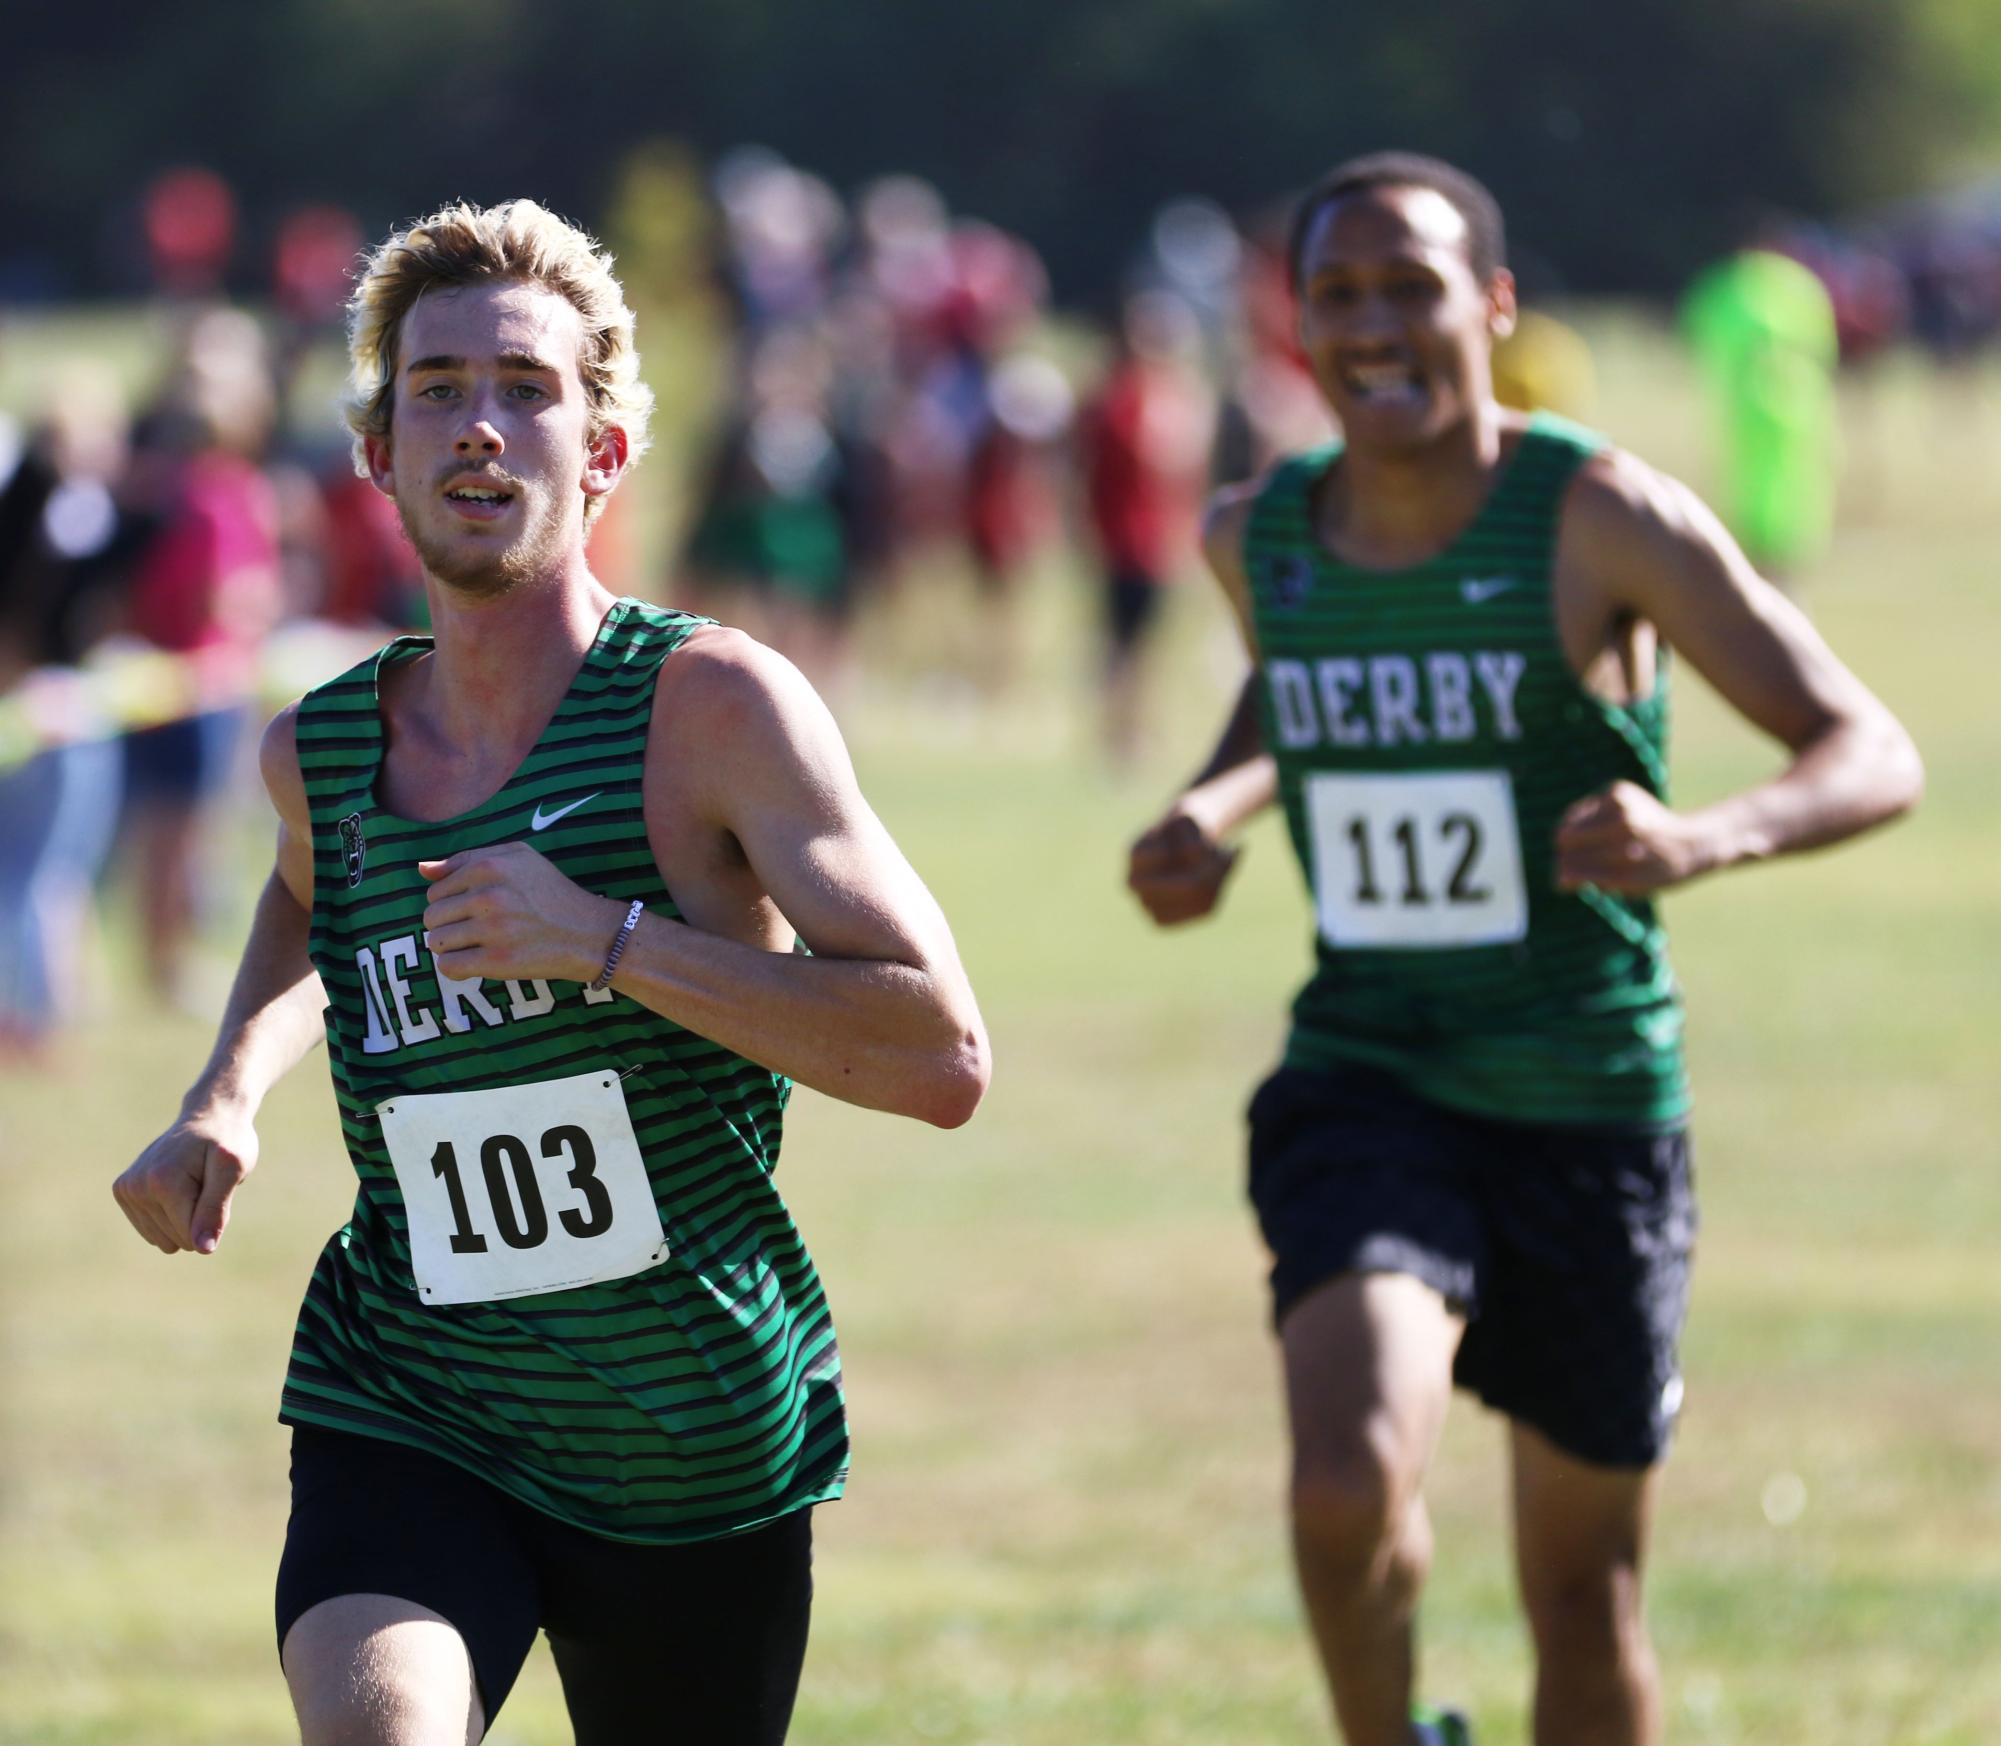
[1338,352,1429,413]
[1296,185,1506,447]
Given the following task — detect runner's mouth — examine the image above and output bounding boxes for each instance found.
[1340,360,1427,405]
[441,482,519,518]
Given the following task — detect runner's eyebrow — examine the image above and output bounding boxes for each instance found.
[403,353,558,374]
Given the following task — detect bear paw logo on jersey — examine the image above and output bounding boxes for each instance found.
[1265,554,1314,611]
[339,812,367,888]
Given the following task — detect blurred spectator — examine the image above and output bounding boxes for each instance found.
[963,348,1072,693]
[1148,198,1245,352]
[935,226,1065,691]
[318,467,426,630]
[0,365,137,1057]
[689,152,1086,704]
[1771,224,1908,367]
[142,167,236,299]
[713,148,846,337]
[1215,218,1336,481]
[1079,289,1217,766]
[681,325,861,690]
[117,306,283,1004]
[1901,222,2001,363]
[876,220,1050,563]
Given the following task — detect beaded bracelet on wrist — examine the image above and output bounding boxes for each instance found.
[588,899,645,992]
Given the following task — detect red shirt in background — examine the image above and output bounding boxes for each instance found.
[1082,358,1213,582]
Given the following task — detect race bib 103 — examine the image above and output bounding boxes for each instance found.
[377,1070,668,1306]
[1304,769,1528,950]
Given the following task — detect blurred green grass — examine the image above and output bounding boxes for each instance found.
[3,311,1998,1744]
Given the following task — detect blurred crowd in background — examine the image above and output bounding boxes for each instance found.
[676,149,1335,735]
[4,150,2000,1060]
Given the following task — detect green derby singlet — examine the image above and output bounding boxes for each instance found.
[283,598,847,1542]
[1243,415,1687,1128]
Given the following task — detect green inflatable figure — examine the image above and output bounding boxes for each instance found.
[1681,248,1838,577]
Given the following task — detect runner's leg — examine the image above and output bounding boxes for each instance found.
[282,1596,483,1746]
[274,1428,540,1745]
[1510,1424,1662,1746]
[1282,1270,1463,1746]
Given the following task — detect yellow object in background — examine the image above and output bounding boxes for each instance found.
[1492,308,1597,421]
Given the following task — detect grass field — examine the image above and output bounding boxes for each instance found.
[3,315,1998,1744]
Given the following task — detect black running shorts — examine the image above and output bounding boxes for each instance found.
[275,1426,813,1743]
[1247,1063,1696,1469]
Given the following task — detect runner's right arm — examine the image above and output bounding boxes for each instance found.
[112,706,326,1256]
[1127,486,1277,926]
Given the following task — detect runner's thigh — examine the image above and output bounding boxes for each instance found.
[540,1506,815,1746]
[283,1594,484,1746]
[276,1426,541,1732]
[1281,1269,1464,1489]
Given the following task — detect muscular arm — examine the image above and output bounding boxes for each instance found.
[112,706,327,1254]
[1128,486,1278,925]
[420,633,990,1129]
[1553,453,1923,892]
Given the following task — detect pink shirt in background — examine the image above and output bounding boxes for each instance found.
[128,453,281,668]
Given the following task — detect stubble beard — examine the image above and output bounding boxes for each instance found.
[398,487,568,601]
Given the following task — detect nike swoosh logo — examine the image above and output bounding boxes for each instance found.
[531,792,600,831]
[1460,575,1517,604]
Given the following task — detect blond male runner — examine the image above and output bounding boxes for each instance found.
[1128,153,1919,1746]
[114,200,990,1746]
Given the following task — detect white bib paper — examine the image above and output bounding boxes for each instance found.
[1304,769,1528,949]
[377,1069,668,1306]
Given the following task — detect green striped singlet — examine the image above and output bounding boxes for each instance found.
[1244,413,1687,1128]
[282,597,848,1542]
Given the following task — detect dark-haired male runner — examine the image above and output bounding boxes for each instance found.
[114,199,989,1746]
[1128,153,1918,1746]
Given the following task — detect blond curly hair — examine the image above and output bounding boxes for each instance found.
[345,199,652,523]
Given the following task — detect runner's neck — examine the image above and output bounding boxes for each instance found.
[1316,403,1517,571]
[409,570,619,757]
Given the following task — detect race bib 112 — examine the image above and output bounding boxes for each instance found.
[1304,769,1528,950]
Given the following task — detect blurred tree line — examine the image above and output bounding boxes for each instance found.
[5,0,1999,302]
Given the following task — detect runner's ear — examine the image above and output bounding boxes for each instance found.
[583,424,628,501]
[1486,269,1518,344]
[364,431,396,498]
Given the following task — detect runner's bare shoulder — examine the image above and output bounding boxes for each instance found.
[648,622,846,821]
[1560,445,1728,586]
[258,701,310,829]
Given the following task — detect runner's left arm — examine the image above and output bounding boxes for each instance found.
[419,635,989,1128]
[1553,452,1922,894]
[113,705,327,1254]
